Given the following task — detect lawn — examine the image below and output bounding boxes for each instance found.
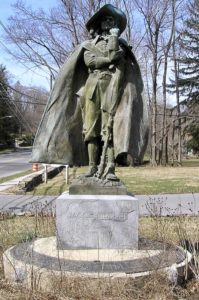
[117,164,199,194]
[26,160,199,196]
[0,169,32,184]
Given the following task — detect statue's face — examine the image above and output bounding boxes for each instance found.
[101,16,115,31]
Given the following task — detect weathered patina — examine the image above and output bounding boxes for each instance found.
[31,4,148,181]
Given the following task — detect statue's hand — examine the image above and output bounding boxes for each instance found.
[109,49,123,62]
[110,27,120,37]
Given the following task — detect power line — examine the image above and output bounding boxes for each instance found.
[7,99,46,106]
[152,113,199,118]
[0,82,36,134]
[0,82,47,106]
[3,97,36,134]
[7,83,48,103]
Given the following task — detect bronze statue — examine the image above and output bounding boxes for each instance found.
[31,4,148,181]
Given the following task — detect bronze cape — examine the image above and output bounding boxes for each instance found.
[31,39,148,165]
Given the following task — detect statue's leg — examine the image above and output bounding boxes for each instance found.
[84,139,99,177]
[99,111,118,181]
[83,84,101,178]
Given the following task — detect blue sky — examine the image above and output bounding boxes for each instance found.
[0,0,57,89]
[0,0,57,22]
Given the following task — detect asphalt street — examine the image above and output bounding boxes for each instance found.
[0,149,32,178]
[0,194,57,215]
[0,193,199,216]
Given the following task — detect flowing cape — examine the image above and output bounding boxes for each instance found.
[31,40,149,165]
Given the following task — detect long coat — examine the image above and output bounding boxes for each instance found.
[31,39,149,165]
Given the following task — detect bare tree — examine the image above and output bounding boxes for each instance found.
[11,82,48,134]
[133,0,174,165]
[1,1,138,76]
[158,0,176,165]
[133,0,188,165]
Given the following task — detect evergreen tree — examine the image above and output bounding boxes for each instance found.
[184,122,199,154]
[0,65,16,146]
[177,0,199,104]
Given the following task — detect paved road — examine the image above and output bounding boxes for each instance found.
[0,193,199,216]
[0,149,32,178]
[0,194,57,215]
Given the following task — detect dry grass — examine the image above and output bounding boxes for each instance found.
[140,216,199,243]
[48,273,185,300]
[0,214,56,299]
[0,214,55,250]
[0,213,199,299]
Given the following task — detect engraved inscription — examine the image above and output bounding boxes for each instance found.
[68,211,130,221]
[66,200,135,222]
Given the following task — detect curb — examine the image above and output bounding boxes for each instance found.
[17,166,63,194]
[0,166,63,194]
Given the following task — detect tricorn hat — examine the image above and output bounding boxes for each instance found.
[86,4,127,34]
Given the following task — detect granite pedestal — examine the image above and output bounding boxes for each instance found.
[56,193,138,250]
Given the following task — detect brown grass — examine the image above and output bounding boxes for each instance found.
[48,273,184,300]
[1,213,199,299]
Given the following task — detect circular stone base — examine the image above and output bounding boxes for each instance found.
[3,237,191,292]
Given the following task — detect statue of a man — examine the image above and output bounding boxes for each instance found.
[31,4,148,181]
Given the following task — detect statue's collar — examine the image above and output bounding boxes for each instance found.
[93,35,110,44]
[93,35,99,44]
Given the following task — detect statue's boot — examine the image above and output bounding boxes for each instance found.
[103,163,118,181]
[84,142,99,177]
[84,164,98,177]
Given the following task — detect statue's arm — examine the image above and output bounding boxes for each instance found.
[84,50,111,69]
[108,29,124,63]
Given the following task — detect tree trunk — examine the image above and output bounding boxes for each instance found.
[160,0,175,165]
[171,119,175,166]
[172,0,182,165]
[151,48,158,166]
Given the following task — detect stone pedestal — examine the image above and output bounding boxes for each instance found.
[56,193,138,250]
[69,177,127,195]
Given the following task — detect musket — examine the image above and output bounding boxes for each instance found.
[96,29,119,179]
[96,113,114,179]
